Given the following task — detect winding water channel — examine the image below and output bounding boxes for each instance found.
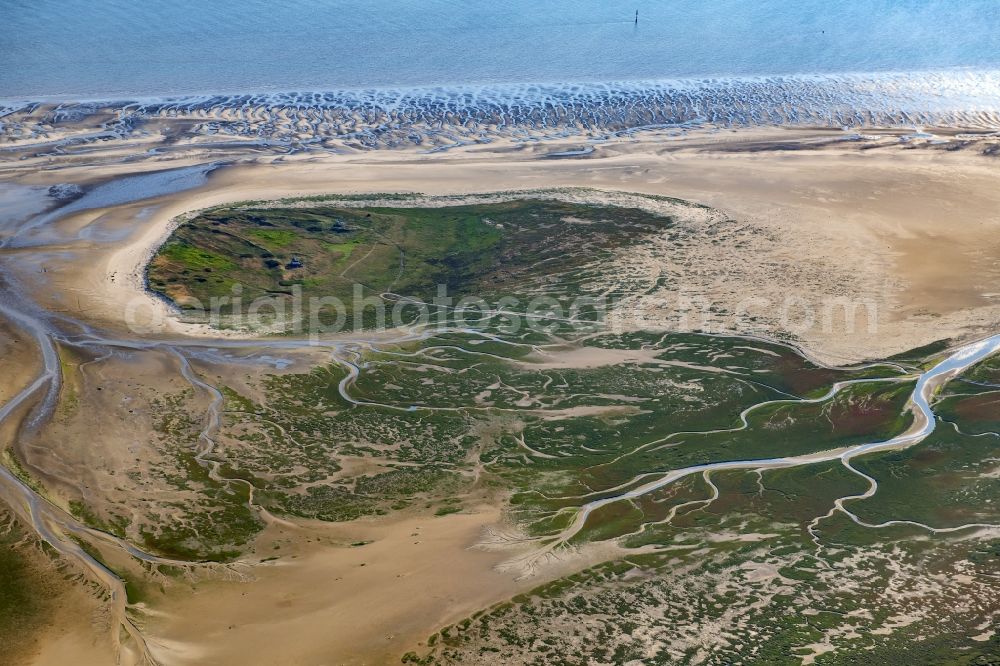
[538,334,1000,551]
[0,173,999,663]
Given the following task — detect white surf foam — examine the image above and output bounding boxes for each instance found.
[3,70,1000,149]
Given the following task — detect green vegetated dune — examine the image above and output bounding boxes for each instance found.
[137,199,1000,664]
[148,199,669,327]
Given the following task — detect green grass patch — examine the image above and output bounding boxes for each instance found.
[161,242,236,270]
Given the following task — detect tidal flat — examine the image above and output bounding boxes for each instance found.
[2,123,1000,664]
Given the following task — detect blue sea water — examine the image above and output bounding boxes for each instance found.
[2,0,1000,99]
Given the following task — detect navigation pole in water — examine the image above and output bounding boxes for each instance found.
[635,10,639,24]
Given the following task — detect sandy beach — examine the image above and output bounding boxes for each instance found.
[5,126,1000,362]
[2,123,1000,664]
[7,1,1000,660]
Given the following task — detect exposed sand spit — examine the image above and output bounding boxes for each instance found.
[147,507,533,665]
[520,346,665,370]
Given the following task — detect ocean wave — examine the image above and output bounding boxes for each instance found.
[3,70,1000,149]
